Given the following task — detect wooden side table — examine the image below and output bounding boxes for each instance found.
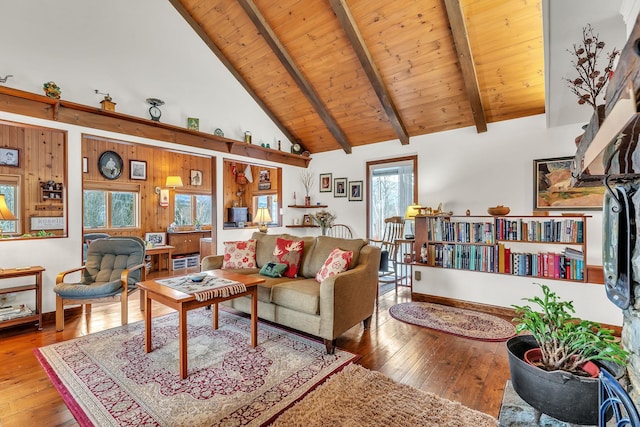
[0,266,45,330]
[146,245,174,273]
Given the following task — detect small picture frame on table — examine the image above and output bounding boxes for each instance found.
[130,160,147,180]
[145,232,166,246]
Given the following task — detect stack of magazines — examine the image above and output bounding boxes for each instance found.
[0,304,33,321]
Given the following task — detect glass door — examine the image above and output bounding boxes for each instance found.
[366,156,417,240]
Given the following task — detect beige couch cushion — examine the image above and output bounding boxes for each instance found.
[251,232,285,267]
[270,278,321,315]
[301,236,366,278]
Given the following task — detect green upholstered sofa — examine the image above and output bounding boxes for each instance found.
[201,232,381,353]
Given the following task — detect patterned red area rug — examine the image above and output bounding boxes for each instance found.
[389,302,516,341]
[35,309,357,426]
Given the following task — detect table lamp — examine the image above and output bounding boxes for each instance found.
[404,203,421,239]
[0,194,16,238]
[254,207,272,233]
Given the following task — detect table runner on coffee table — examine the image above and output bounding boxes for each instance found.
[155,276,247,301]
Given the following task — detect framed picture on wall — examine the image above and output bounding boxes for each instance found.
[0,148,19,166]
[130,160,147,180]
[348,180,363,201]
[190,169,203,186]
[533,156,605,210]
[319,173,332,192]
[334,177,347,197]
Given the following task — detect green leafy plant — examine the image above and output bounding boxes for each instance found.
[513,283,627,374]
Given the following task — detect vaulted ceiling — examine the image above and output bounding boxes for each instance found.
[169,0,545,154]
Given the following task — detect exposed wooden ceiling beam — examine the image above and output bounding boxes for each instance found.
[237,0,353,154]
[168,0,304,149]
[443,0,487,133]
[329,0,410,145]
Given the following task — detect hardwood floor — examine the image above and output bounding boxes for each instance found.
[0,283,512,426]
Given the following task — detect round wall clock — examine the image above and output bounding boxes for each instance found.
[98,151,123,180]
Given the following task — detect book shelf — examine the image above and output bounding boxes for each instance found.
[413,215,588,282]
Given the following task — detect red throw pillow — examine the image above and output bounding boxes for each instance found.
[222,239,257,269]
[273,238,304,278]
[316,248,354,283]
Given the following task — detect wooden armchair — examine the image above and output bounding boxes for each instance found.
[368,216,405,283]
[54,236,146,331]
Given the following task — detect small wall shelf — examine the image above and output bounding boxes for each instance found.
[288,205,328,208]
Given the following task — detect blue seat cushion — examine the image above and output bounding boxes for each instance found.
[54,280,123,298]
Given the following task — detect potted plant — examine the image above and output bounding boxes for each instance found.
[507,283,628,424]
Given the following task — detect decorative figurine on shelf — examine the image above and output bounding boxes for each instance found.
[293,191,297,206]
[146,98,164,121]
[420,243,427,263]
[95,90,116,111]
[244,131,252,144]
[43,81,61,99]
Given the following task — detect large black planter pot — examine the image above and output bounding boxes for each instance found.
[507,335,603,425]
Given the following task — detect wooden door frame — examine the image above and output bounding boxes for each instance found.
[365,155,418,240]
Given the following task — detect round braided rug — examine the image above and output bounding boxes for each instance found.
[389,302,516,341]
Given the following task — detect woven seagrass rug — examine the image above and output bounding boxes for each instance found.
[35,309,357,427]
[272,363,498,426]
[389,301,516,341]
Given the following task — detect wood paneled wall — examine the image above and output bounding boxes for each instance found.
[0,120,67,237]
[222,159,280,223]
[82,134,215,237]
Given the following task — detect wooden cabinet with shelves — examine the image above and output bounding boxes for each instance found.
[414,215,589,282]
[0,266,44,330]
[40,181,64,202]
[167,231,211,256]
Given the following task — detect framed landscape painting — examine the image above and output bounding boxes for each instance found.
[533,156,605,210]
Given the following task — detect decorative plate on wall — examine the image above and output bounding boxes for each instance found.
[98,151,123,180]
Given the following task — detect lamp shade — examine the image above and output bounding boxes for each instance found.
[255,207,272,224]
[405,203,421,220]
[165,176,183,188]
[0,194,16,220]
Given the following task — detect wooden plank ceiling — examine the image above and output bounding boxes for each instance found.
[170,0,544,154]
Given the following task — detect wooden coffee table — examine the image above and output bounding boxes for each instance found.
[137,270,265,379]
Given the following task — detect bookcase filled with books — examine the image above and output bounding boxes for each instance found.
[413,214,588,283]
